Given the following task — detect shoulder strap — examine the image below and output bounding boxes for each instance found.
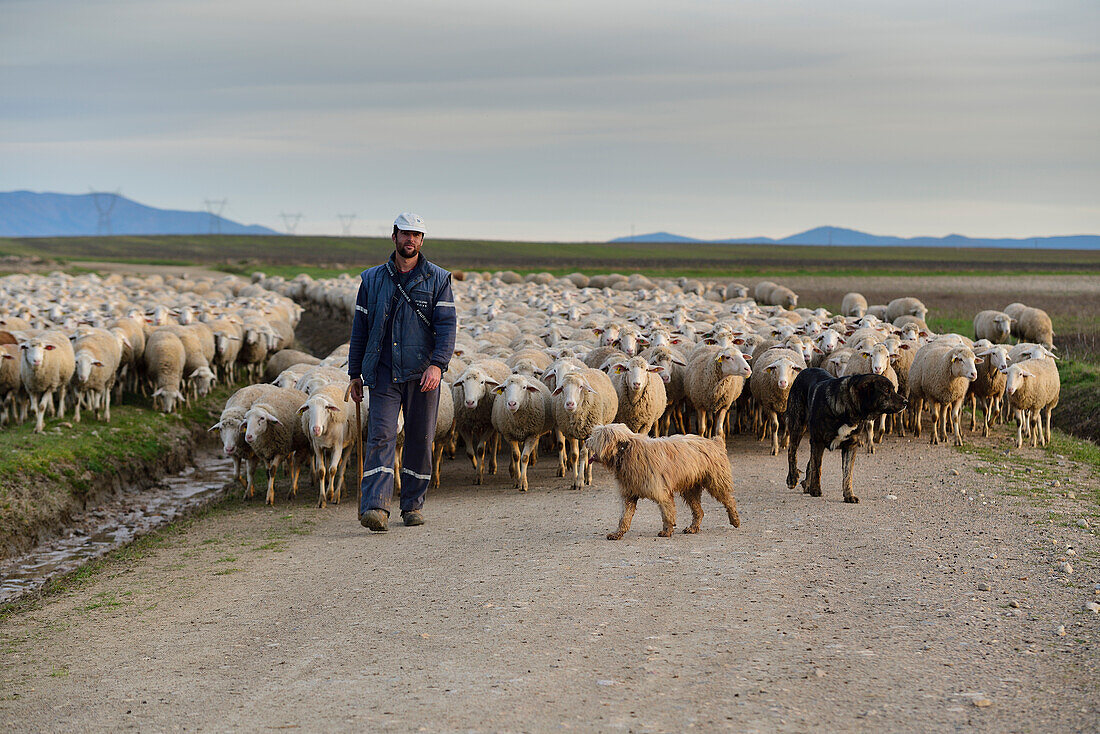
[386,262,432,328]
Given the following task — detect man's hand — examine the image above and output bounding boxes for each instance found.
[348,377,364,404]
[420,365,442,392]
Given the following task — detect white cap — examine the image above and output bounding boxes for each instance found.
[393,212,426,234]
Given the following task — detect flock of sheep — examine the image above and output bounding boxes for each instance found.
[0,268,1062,509]
[221,269,1060,507]
[0,271,304,433]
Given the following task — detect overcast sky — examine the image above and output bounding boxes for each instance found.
[2,0,1098,240]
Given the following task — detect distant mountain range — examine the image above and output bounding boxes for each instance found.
[0,191,278,237]
[611,225,1100,249]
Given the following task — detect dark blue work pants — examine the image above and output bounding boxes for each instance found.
[359,366,440,516]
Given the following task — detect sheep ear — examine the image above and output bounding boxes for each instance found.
[492,386,504,394]
[485,378,500,388]
[672,356,686,366]
[92,360,104,367]
[325,404,340,412]
[899,343,911,350]
[208,421,222,432]
[524,384,541,392]
[646,365,662,373]
[551,386,563,396]
[296,404,308,414]
[582,383,598,394]
[743,353,752,360]
[0,353,12,360]
[612,364,626,373]
[973,357,984,364]
[152,388,165,397]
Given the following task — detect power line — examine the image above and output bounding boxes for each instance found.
[280,212,303,235]
[89,188,121,236]
[337,213,356,236]
[203,198,228,235]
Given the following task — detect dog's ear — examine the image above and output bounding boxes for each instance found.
[854,376,881,414]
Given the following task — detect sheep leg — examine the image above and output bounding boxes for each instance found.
[289,453,304,497]
[969,395,977,432]
[583,445,594,485]
[864,420,875,455]
[682,487,704,534]
[1044,406,1053,447]
[462,430,481,483]
[488,433,500,475]
[102,389,111,422]
[568,439,582,490]
[509,441,521,487]
[607,497,637,540]
[56,385,67,418]
[656,495,677,537]
[265,457,282,506]
[555,429,567,477]
[802,441,825,497]
[696,409,709,438]
[841,445,859,503]
[316,461,328,508]
[32,392,47,433]
[431,441,444,489]
[333,449,350,504]
[929,403,942,445]
[73,392,82,423]
[1014,408,1024,449]
[245,457,257,498]
[519,436,538,492]
[714,407,730,441]
[768,411,780,456]
[951,401,964,447]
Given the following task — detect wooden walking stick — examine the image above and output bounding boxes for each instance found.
[344,382,365,506]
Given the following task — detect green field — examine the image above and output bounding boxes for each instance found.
[4,234,1100,278]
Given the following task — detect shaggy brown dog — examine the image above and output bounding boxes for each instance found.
[586,423,741,540]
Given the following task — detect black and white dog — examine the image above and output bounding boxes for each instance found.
[785,368,908,503]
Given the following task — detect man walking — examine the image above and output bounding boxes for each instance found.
[348,212,457,531]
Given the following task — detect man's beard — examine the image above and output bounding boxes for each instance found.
[398,244,418,258]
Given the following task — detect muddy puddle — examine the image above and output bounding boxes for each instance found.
[0,451,237,605]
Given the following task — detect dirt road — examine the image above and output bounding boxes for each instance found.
[1,429,1097,732]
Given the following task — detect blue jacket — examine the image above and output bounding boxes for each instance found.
[347,253,457,388]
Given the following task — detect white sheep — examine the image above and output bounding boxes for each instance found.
[684,346,752,439]
[841,292,868,318]
[1015,306,1054,349]
[607,356,667,436]
[490,373,554,491]
[550,368,618,490]
[452,360,510,484]
[1004,359,1060,448]
[296,383,355,507]
[748,347,804,455]
[885,297,928,323]
[243,386,311,505]
[210,383,282,496]
[968,344,1009,437]
[973,310,1014,344]
[71,328,122,422]
[908,343,980,446]
[144,329,187,413]
[19,330,76,433]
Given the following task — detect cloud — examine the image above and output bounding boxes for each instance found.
[1,0,1097,239]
